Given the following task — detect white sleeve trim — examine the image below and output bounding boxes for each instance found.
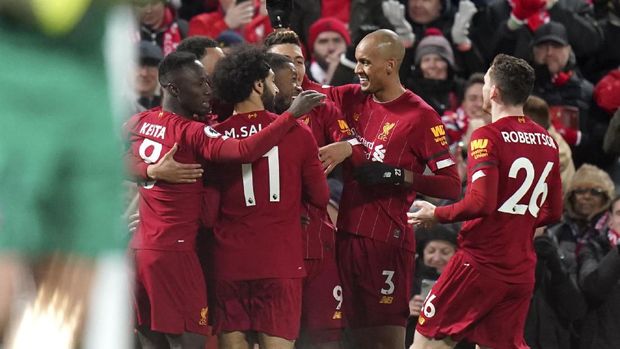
[471,169,486,183]
[436,158,455,169]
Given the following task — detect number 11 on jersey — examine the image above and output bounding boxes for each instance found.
[242,146,280,206]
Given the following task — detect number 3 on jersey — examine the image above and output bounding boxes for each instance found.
[498,157,554,217]
[242,146,280,206]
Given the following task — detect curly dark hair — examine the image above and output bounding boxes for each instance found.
[176,36,218,60]
[263,29,302,48]
[211,45,271,105]
[489,54,535,106]
[158,51,199,86]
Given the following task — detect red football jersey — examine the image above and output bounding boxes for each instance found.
[210,110,329,280]
[436,116,563,284]
[125,107,297,251]
[298,101,352,258]
[318,85,457,252]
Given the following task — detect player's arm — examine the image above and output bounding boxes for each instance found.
[126,143,204,183]
[317,102,367,173]
[300,129,330,208]
[408,128,498,225]
[202,91,325,162]
[353,162,461,201]
[355,116,461,200]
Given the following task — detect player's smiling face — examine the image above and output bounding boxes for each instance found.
[354,40,386,94]
[273,63,301,114]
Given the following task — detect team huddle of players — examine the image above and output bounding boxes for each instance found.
[126,25,562,349]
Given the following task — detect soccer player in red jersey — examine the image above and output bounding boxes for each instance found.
[206,45,329,349]
[407,54,563,349]
[300,29,461,349]
[125,51,324,348]
[265,30,357,348]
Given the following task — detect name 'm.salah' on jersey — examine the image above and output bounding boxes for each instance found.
[209,110,329,280]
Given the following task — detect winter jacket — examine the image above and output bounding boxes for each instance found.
[578,233,620,348]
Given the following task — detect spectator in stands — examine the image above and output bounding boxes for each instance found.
[524,226,587,349]
[582,0,620,82]
[215,30,245,54]
[477,0,602,63]
[135,0,188,55]
[549,164,616,283]
[405,28,463,115]
[524,95,575,193]
[578,195,620,349]
[306,17,350,85]
[401,0,485,79]
[135,41,164,112]
[604,109,620,156]
[528,22,605,168]
[188,0,273,44]
[405,225,473,349]
[441,72,488,146]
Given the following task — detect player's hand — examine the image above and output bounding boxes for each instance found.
[287,90,326,118]
[224,1,255,29]
[318,141,352,175]
[147,143,204,183]
[409,295,424,317]
[128,213,140,234]
[353,162,405,185]
[451,0,477,46]
[407,200,437,227]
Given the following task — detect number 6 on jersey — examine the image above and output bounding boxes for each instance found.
[498,157,554,217]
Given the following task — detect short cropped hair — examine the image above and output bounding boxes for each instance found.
[489,54,535,106]
[176,36,218,60]
[211,45,271,105]
[158,51,199,86]
[265,53,294,73]
[264,29,303,48]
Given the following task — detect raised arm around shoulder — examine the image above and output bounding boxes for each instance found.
[204,112,297,163]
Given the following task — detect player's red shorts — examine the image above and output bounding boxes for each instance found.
[416,250,533,349]
[133,249,209,335]
[336,233,413,328]
[212,278,303,340]
[301,252,343,343]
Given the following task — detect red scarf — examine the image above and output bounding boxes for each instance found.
[161,7,182,56]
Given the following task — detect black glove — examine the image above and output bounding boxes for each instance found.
[534,235,563,275]
[266,0,292,29]
[354,162,405,185]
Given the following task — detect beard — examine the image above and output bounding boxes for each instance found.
[273,94,292,114]
[261,87,276,113]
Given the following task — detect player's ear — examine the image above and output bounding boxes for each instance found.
[490,85,499,103]
[253,79,264,95]
[166,83,180,98]
[386,58,396,75]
